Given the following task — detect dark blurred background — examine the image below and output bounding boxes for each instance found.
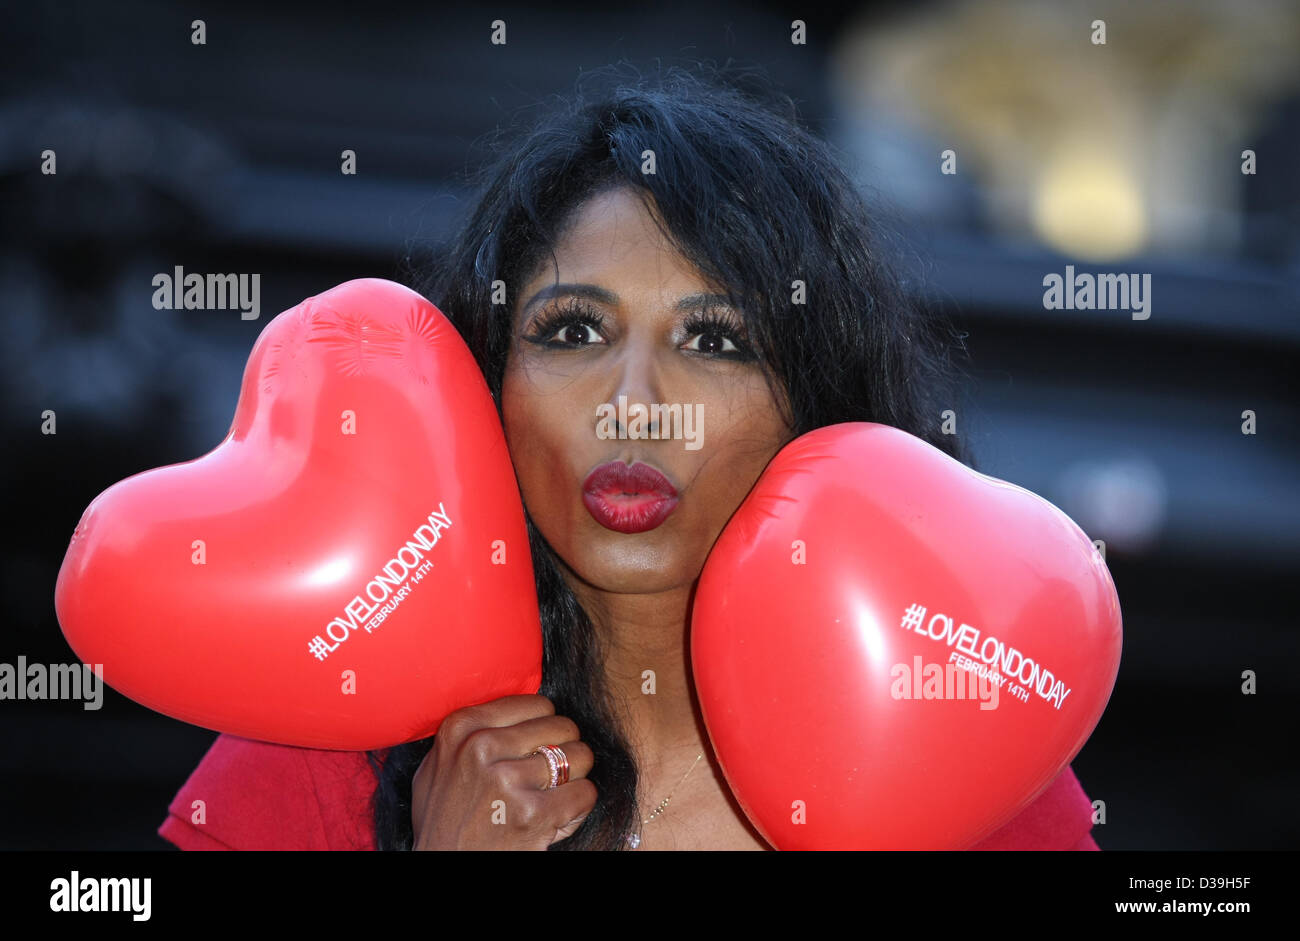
[3,0,1297,849]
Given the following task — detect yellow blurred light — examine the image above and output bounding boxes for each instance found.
[1032,153,1147,260]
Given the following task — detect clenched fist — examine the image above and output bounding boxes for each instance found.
[411,695,597,850]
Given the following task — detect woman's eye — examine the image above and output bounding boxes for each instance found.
[550,322,602,346]
[681,331,740,355]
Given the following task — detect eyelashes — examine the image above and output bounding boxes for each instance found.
[680,309,755,359]
[523,297,607,347]
[521,296,758,361]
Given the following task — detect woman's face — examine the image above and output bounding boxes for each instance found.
[502,185,795,596]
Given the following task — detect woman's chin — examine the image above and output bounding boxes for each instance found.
[564,552,694,597]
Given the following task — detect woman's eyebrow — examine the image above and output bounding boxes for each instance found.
[519,284,733,317]
[520,283,617,317]
[675,293,733,311]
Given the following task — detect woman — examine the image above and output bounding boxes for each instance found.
[158,63,1100,851]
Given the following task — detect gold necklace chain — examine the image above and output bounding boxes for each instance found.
[628,752,704,849]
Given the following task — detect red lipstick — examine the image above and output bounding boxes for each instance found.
[582,460,680,534]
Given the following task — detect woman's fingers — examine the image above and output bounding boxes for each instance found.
[460,712,581,763]
[508,739,596,789]
[545,778,599,845]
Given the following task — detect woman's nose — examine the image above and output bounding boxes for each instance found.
[601,347,667,438]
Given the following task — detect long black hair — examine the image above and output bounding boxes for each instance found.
[365,62,974,850]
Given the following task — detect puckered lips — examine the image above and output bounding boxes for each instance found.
[581,460,680,534]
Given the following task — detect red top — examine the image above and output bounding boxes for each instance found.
[157,732,1100,850]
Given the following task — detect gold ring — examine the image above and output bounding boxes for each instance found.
[531,744,570,789]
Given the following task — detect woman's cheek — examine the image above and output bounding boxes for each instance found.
[502,366,587,544]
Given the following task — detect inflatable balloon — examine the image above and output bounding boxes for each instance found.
[54,278,541,750]
[691,422,1121,849]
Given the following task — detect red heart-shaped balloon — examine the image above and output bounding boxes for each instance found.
[692,422,1121,849]
[55,279,541,750]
